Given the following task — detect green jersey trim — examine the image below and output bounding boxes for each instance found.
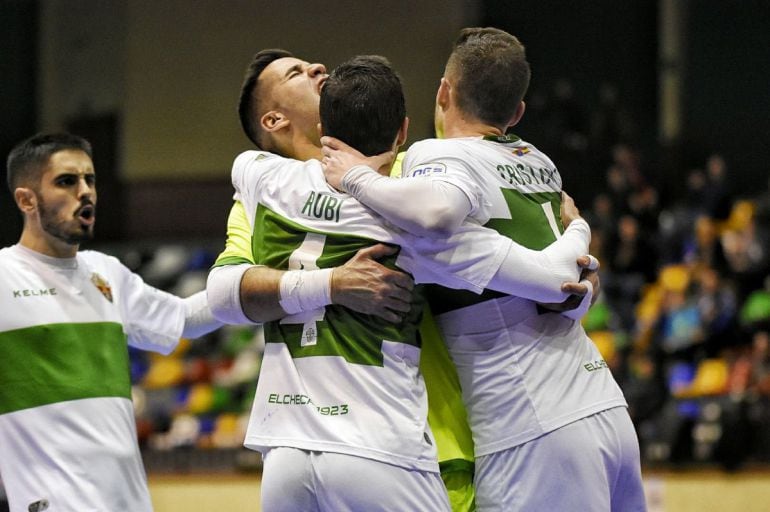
[0,322,130,415]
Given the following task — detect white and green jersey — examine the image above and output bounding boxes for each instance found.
[0,245,185,512]
[403,135,627,456]
[223,150,510,472]
[226,150,439,471]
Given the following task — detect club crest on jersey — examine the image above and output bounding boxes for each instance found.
[408,163,447,177]
[90,272,113,302]
[512,146,531,157]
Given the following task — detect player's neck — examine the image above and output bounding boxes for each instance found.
[442,110,504,139]
[443,121,504,139]
[291,139,323,162]
[18,227,78,258]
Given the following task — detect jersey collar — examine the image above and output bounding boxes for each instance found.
[482,133,521,144]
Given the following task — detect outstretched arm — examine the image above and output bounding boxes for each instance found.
[181,291,224,338]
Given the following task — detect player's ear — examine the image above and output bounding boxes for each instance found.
[317,122,324,138]
[14,187,37,214]
[436,77,451,110]
[396,117,409,147]
[508,101,526,128]
[261,110,290,133]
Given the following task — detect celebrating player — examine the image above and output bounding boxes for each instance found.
[322,27,646,511]
[208,49,597,510]
[0,133,223,511]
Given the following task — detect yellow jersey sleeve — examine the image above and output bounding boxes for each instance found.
[213,201,255,267]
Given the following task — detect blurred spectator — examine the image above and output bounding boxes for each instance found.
[589,82,637,153]
[751,331,770,396]
[702,154,734,221]
[657,168,708,265]
[722,204,770,300]
[605,214,659,331]
[683,216,730,275]
[692,266,738,356]
[655,287,703,359]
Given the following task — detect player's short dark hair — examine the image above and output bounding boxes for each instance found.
[238,48,294,147]
[6,133,93,193]
[446,27,531,128]
[320,55,405,156]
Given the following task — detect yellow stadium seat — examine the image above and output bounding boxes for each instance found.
[658,264,690,293]
[680,359,729,398]
[142,357,185,389]
[590,330,616,361]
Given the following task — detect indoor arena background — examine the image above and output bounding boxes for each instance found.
[2,1,770,511]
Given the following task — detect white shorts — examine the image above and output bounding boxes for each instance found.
[475,406,646,512]
[260,447,451,512]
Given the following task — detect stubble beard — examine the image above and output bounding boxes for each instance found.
[38,198,94,245]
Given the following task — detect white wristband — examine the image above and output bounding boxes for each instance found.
[279,269,334,315]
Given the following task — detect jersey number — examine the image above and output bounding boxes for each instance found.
[281,233,327,346]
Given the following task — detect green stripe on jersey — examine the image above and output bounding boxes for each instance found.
[485,190,562,250]
[265,302,424,366]
[254,204,425,366]
[431,189,562,314]
[0,322,130,415]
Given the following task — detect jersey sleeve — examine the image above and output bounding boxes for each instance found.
[112,259,186,355]
[402,139,485,214]
[214,150,287,268]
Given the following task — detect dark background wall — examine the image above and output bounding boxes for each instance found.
[682,0,770,195]
[482,0,770,206]
[1,0,37,246]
